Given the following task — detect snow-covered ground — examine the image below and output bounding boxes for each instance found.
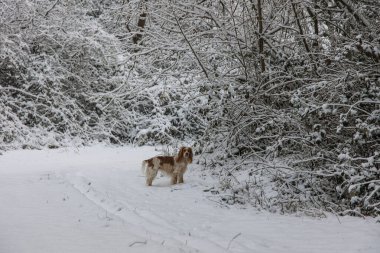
[0,145,379,253]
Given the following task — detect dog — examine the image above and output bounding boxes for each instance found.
[142,147,193,186]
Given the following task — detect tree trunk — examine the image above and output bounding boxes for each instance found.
[133,1,147,44]
[257,0,265,73]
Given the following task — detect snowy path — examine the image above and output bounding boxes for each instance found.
[1,146,379,253]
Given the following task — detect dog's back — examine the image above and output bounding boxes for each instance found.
[142,156,175,171]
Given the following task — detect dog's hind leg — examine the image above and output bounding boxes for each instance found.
[146,166,158,186]
[141,160,147,175]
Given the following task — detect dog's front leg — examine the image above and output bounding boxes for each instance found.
[178,173,184,184]
[171,173,178,185]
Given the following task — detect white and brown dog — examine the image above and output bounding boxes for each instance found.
[142,147,193,186]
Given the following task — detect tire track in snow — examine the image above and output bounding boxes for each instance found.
[62,170,234,253]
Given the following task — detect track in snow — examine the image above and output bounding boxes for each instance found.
[1,145,379,253]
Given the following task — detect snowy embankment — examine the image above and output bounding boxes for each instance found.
[0,145,379,253]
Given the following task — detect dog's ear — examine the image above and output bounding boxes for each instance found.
[188,148,193,163]
[176,147,185,162]
[179,147,185,155]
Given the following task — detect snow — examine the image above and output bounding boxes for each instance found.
[1,145,379,253]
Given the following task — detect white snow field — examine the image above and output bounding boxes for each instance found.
[0,145,379,253]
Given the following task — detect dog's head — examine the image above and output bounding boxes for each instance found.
[178,147,193,163]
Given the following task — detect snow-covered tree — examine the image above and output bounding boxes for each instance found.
[1,0,379,216]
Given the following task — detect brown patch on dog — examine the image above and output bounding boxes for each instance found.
[157,156,175,166]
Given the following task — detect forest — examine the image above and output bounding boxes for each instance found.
[1,0,379,217]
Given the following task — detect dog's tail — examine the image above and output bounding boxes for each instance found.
[141,160,147,175]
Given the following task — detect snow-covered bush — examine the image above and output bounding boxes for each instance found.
[192,0,380,216]
[0,0,203,149]
[1,0,379,216]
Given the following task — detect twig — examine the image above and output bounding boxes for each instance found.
[227,232,241,250]
[340,209,366,219]
[173,14,210,80]
[206,196,230,209]
[327,207,341,224]
[129,240,147,247]
[45,0,60,17]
